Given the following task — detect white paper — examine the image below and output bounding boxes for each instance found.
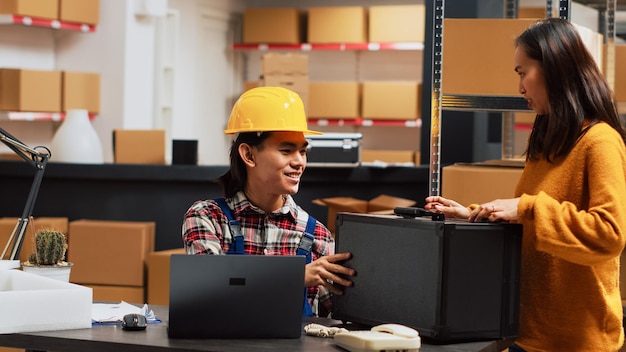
[92,301,157,323]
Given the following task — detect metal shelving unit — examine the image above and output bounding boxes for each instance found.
[0,14,97,122]
[428,0,619,196]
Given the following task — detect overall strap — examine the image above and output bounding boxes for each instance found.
[299,215,317,317]
[296,215,317,265]
[214,197,245,255]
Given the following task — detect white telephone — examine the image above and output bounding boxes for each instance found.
[333,323,421,352]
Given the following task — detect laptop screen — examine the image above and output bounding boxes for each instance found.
[167,254,305,339]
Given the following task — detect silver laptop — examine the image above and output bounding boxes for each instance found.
[167,254,305,339]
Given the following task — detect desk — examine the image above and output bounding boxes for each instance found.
[0,306,512,352]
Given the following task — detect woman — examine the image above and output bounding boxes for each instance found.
[426,18,626,351]
[182,86,354,317]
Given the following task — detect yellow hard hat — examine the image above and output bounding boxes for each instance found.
[224,86,321,135]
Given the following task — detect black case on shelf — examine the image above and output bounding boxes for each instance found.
[332,212,522,342]
[305,133,362,167]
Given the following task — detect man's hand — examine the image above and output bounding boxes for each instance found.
[305,252,355,295]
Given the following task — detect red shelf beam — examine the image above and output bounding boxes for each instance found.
[0,112,96,122]
[233,42,424,51]
[308,118,421,127]
[0,14,95,32]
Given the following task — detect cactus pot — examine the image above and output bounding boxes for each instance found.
[21,262,73,282]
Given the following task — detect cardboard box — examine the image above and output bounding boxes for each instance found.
[243,80,259,93]
[313,194,416,233]
[0,269,92,333]
[261,53,308,76]
[59,0,99,25]
[67,220,155,286]
[308,82,360,118]
[113,129,166,164]
[261,75,309,95]
[0,69,62,112]
[614,45,626,102]
[0,0,58,20]
[361,149,416,164]
[442,19,602,95]
[369,5,425,43]
[514,112,536,125]
[261,75,309,110]
[243,8,302,44]
[517,7,546,18]
[0,217,69,263]
[442,163,524,206]
[62,71,100,114]
[361,81,421,120]
[86,284,145,305]
[308,7,367,43]
[147,248,186,305]
[442,19,539,96]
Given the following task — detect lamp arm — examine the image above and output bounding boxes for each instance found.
[0,127,50,261]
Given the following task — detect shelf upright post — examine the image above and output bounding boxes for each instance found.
[501,0,519,160]
[546,0,553,17]
[505,0,518,19]
[602,0,617,93]
[428,0,446,196]
[558,0,571,20]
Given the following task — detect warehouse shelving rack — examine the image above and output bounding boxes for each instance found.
[0,14,97,122]
[427,0,619,196]
[232,41,425,128]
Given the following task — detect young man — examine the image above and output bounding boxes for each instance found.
[182,86,354,316]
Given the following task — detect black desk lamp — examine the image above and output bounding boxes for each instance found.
[0,127,50,268]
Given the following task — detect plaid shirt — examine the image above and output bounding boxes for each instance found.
[182,191,335,313]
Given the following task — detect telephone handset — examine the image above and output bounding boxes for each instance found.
[333,323,421,352]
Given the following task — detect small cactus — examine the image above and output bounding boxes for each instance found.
[28,229,68,266]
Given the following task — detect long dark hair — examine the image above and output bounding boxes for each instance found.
[517,17,625,162]
[217,132,271,198]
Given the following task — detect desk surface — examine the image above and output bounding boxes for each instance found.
[0,306,512,352]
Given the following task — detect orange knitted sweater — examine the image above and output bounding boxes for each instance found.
[514,122,626,352]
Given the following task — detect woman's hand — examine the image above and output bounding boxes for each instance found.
[305,252,354,295]
[424,196,470,219]
[468,198,520,223]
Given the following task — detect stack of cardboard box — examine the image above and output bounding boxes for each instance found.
[0,69,100,114]
[260,53,309,111]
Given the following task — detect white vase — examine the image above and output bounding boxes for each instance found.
[50,109,104,164]
[21,262,73,282]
